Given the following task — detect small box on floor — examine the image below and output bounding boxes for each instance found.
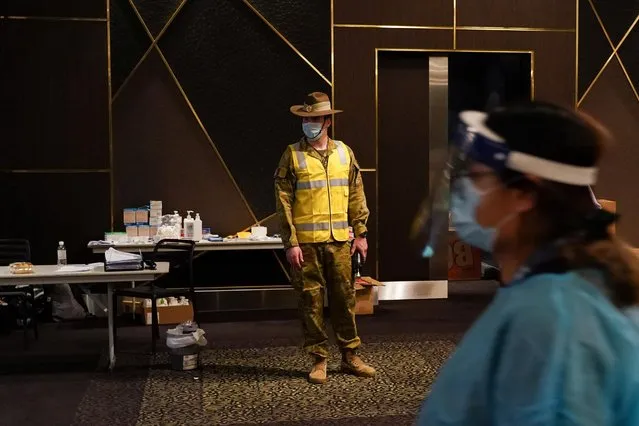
[144,304,194,325]
[354,276,383,315]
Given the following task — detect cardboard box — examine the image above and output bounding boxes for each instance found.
[144,304,194,325]
[354,276,383,315]
[448,232,482,280]
[120,297,194,325]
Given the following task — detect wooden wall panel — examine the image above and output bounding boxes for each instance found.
[456,30,576,106]
[334,0,453,26]
[457,0,576,28]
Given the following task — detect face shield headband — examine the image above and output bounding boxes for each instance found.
[410,110,599,259]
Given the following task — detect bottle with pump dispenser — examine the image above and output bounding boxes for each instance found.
[57,241,67,266]
[173,210,183,238]
[193,213,203,241]
[184,211,195,240]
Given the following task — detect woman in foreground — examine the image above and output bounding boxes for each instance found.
[418,102,639,425]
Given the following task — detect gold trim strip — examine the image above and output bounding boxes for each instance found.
[107,0,114,231]
[333,24,574,32]
[616,55,639,103]
[574,0,579,107]
[376,47,533,54]
[2,169,111,173]
[127,0,153,40]
[4,16,106,22]
[360,168,377,172]
[331,0,336,138]
[457,26,575,32]
[155,46,258,223]
[241,0,332,86]
[453,0,457,49]
[334,24,453,30]
[577,12,639,106]
[113,0,187,102]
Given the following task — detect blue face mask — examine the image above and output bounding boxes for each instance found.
[302,122,324,141]
[450,177,497,252]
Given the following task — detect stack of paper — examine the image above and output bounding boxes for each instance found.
[104,248,143,271]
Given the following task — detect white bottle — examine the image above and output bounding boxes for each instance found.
[184,210,195,240]
[173,210,183,238]
[57,241,67,265]
[193,213,203,241]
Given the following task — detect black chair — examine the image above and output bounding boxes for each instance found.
[0,239,40,348]
[112,239,197,354]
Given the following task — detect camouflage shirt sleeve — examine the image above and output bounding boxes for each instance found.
[274,148,298,250]
[347,146,369,237]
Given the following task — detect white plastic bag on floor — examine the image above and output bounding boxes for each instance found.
[166,327,207,349]
[50,284,85,320]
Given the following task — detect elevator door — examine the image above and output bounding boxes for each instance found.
[377,51,531,284]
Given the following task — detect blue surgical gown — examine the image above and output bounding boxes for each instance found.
[418,270,639,425]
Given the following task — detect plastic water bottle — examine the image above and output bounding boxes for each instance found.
[57,241,67,265]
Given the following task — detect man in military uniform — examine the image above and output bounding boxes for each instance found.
[274,92,375,384]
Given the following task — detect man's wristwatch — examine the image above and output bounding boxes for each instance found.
[358,232,368,239]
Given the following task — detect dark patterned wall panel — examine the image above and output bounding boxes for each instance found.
[158,0,330,220]
[247,0,331,80]
[591,0,639,45]
[578,0,613,99]
[457,0,576,28]
[4,0,106,18]
[0,172,110,264]
[112,48,254,235]
[132,0,183,37]
[110,0,151,95]
[333,27,453,168]
[618,24,639,95]
[334,0,453,26]
[0,20,109,169]
[457,31,575,106]
[579,60,639,245]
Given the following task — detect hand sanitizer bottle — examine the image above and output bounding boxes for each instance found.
[193,213,203,241]
[184,211,195,240]
[57,241,67,265]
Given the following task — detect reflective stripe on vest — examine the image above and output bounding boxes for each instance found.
[290,140,351,243]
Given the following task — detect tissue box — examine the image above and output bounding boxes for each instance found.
[354,276,383,315]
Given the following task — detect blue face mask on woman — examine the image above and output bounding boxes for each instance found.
[450,177,498,252]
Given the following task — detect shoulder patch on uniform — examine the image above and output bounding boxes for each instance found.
[274,167,288,179]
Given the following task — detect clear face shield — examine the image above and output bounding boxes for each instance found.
[410,111,599,258]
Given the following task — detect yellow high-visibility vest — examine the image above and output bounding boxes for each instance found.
[290,140,351,243]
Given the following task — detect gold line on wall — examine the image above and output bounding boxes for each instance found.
[574,0,579,108]
[585,0,639,103]
[107,0,114,231]
[2,169,111,173]
[531,51,536,100]
[578,13,639,106]
[334,24,453,30]
[360,168,377,172]
[154,46,259,223]
[374,49,380,278]
[457,26,575,32]
[112,0,186,102]
[241,0,332,86]
[331,0,336,138]
[127,0,153,40]
[4,16,107,22]
[453,0,457,49]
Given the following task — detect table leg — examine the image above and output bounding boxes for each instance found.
[107,283,116,370]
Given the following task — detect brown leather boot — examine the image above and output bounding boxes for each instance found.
[308,357,328,384]
[341,351,376,377]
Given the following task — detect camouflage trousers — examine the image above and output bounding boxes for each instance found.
[291,242,361,358]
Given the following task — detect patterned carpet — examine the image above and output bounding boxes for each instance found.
[73,336,458,425]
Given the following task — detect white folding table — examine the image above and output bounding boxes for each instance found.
[0,262,169,369]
